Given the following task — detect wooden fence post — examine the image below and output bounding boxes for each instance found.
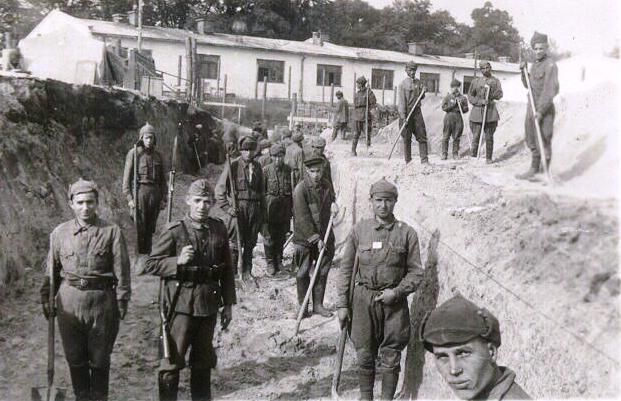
[330,83,335,106]
[262,76,268,120]
[222,74,227,118]
[382,75,386,106]
[288,65,292,100]
[185,37,192,102]
[177,55,182,98]
[322,69,326,103]
[353,72,357,102]
[393,86,397,105]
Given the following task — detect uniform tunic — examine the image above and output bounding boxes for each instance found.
[284,143,305,184]
[332,98,350,140]
[521,55,559,163]
[441,92,469,154]
[482,367,531,400]
[397,77,428,162]
[122,146,167,254]
[353,88,377,142]
[41,218,131,368]
[337,217,423,371]
[467,75,503,157]
[144,216,235,371]
[262,162,293,262]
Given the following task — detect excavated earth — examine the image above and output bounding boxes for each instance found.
[0,74,619,400]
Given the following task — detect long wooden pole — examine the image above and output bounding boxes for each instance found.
[388,88,426,160]
[262,76,268,120]
[524,65,552,182]
[222,74,227,118]
[476,85,490,159]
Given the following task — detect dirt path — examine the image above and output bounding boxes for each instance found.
[0,140,618,400]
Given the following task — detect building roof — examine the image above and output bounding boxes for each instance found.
[50,10,519,73]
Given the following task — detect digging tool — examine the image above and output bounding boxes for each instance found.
[476,85,490,159]
[294,213,335,335]
[283,233,294,250]
[226,152,245,285]
[192,140,202,170]
[166,134,179,223]
[331,252,359,400]
[388,88,426,160]
[523,61,552,183]
[365,83,370,151]
[456,97,472,154]
[132,141,139,231]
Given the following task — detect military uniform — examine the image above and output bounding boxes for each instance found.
[222,125,240,159]
[467,62,503,161]
[122,123,167,254]
[293,156,336,317]
[256,139,273,168]
[352,77,377,155]
[215,137,265,279]
[420,295,531,401]
[40,179,131,401]
[262,144,293,275]
[337,179,423,400]
[441,80,470,159]
[398,64,428,164]
[310,136,334,194]
[144,179,236,401]
[284,132,305,185]
[519,32,560,178]
[332,92,350,140]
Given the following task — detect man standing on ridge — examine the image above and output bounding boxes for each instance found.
[398,61,429,164]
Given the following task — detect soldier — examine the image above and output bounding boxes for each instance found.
[40,179,131,401]
[398,61,429,164]
[222,124,240,159]
[467,61,504,163]
[331,90,350,141]
[352,76,376,156]
[516,31,560,180]
[310,136,334,194]
[122,122,167,254]
[215,136,265,282]
[262,144,293,276]
[144,179,235,401]
[281,127,293,148]
[256,139,273,168]
[337,179,423,401]
[285,130,305,185]
[293,155,337,318]
[188,124,208,171]
[441,79,470,159]
[420,294,531,400]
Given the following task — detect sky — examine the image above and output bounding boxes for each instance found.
[365,0,621,56]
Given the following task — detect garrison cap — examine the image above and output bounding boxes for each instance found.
[369,178,398,198]
[420,294,501,352]
[187,178,214,197]
[406,61,418,70]
[450,79,461,88]
[311,136,326,148]
[252,120,262,130]
[139,122,156,137]
[282,128,292,138]
[259,139,272,150]
[270,143,286,156]
[530,31,549,48]
[292,131,305,143]
[356,76,367,84]
[479,60,491,69]
[239,135,258,151]
[304,155,325,168]
[336,90,343,96]
[68,178,99,200]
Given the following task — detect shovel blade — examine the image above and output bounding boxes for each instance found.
[31,386,66,401]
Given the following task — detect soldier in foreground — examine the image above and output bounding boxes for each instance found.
[331,90,350,141]
[352,76,376,156]
[41,179,131,401]
[122,122,167,254]
[441,79,469,159]
[468,61,504,163]
[516,31,560,180]
[215,136,265,281]
[420,294,531,400]
[293,155,337,318]
[262,143,293,275]
[144,179,235,401]
[337,179,423,400]
[397,61,429,164]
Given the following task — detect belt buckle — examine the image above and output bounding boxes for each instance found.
[79,278,88,289]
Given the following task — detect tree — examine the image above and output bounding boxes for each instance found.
[469,1,522,61]
[0,0,19,41]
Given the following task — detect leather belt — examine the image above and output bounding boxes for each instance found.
[65,277,116,291]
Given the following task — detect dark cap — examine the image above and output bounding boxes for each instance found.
[336,90,343,96]
[406,61,418,70]
[270,143,285,156]
[420,294,501,352]
[139,122,155,137]
[187,179,214,197]
[292,131,304,143]
[356,76,367,84]
[282,128,292,138]
[450,79,461,88]
[239,135,257,151]
[479,60,491,69]
[68,178,99,200]
[531,31,548,48]
[311,136,326,148]
[259,139,272,150]
[304,155,324,168]
[369,178,398,198]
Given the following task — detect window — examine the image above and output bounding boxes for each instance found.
[420,72,440,93]
[463,76,475,94]
[197,54,220,80]
[316,64,342,86]
[371,69,394,90]
[257,59,285,83]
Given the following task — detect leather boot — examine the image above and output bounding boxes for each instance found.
[516,155,540,180]
[402,135,412,164]
[158,370,180,401]
[296,277,312,318]
[190,368,212,401]
[351,137,359,156]
[380,371,399,401]
[418,142,429,164]
[312,276,333,317]
[230,249,239,276]
[485,139,494,163]
[452,139,460,159]
[69,366,90,401]
[359,368,375,401]
[90,367,110,401]
[441,140,449,160]
[264,244,276,276]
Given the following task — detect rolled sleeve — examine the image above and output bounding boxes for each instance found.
[113,227,131,301]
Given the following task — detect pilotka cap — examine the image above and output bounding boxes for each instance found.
[68,178,99,200]
[269,143,285,156]
[139,122,156,137]
[239,135,258,150]
[450,79,461,88]
[304,155,324,168]
[311,136,326,148]
[292,131,305,143]
[406,61,418,69]
[187,179,214,197]
[259,139,272,150]
[531,31,548,48]
[419,294,501,352]
[369,178,398,198]
[356,76,367,84]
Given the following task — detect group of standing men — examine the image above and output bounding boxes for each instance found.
[38,30,556,401]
